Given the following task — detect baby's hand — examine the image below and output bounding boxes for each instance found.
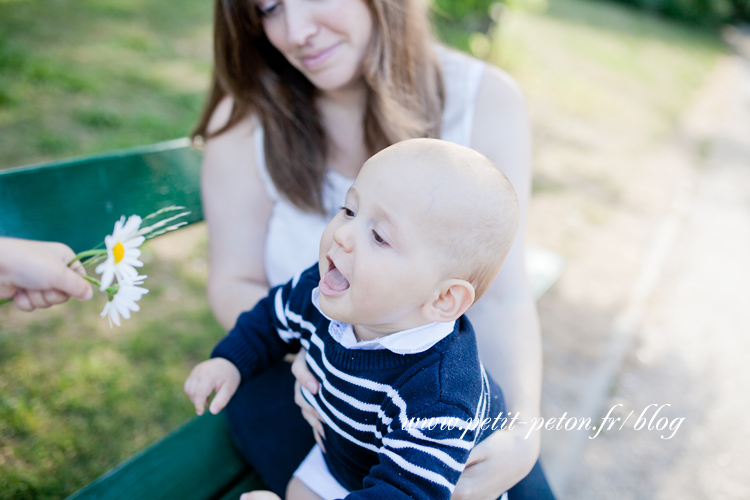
[183,358,240,416]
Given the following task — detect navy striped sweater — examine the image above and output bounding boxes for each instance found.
[212,264,505,500]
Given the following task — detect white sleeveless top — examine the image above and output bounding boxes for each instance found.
[254,46,486,286]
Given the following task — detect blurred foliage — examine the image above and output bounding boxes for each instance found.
[605,0,750,25]
[434,0,750,26]
[434,0,497,20]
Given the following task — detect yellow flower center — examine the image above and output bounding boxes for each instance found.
[113,242,125,264]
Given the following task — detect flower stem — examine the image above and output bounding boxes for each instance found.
[0,298,12,307]
[81,274,118,300]
[82,275,102,287]
[68,249,107,267]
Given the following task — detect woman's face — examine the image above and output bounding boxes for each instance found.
[256,0,374,93]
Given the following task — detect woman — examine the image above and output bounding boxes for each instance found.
[193,0,554,498]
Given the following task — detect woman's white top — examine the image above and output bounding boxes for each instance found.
[254,46,486,287]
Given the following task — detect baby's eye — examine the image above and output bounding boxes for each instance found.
[372,230,389,247]
[340,206,355,218]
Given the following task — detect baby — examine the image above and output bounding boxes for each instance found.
[185,138,519,500]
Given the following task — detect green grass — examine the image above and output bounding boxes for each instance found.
[493,0,725,148]
[0,0,726,498]
[0,236,225,500]
[0,0,212,170]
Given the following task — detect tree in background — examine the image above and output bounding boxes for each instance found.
[434,0,496,20]
[611,0,749,25]
[434,0,750,26]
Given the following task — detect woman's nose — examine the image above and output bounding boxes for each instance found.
[285,1,318,46]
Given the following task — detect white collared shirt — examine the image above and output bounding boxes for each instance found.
[311,288,455,355]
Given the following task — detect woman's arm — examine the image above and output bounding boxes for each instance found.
[201,97,274,330]
[454,65,542,499]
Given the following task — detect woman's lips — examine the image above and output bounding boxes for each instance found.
[320,257,350,296]
[301,43,340,69]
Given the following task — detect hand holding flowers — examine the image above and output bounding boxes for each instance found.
[0,238,93,310]
[0,206,189,327]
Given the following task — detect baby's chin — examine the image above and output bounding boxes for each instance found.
[317,294,348,322]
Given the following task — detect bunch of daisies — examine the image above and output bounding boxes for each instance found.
[73,206,189,327]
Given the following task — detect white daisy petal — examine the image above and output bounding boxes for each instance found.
[122,215,142,236]
[111,308,121,327]
[113,216,125,235]
[123,256,143,267]
[96,215,146,289]
[116,302,131,320]
[101,301,121,328]
[125,237,145,249]
[100,276,149,328]
[97,266,115,291]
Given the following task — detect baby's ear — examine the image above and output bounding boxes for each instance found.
[423,279,475,323]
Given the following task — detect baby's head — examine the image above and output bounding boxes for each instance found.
[318,138,519,339]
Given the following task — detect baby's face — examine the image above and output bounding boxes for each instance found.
[317,155,449,338]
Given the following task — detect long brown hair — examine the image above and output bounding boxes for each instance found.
[192,0,444,214]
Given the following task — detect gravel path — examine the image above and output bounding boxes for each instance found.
[536,39,750,499]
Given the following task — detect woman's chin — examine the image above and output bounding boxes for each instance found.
[309,72,366,96]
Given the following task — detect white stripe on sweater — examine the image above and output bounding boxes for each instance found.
[307,330,475,451]
[382,437,466,472]
[305,354,382,414]
[301,385,380,454]
[380,449,456,492]
[274,288,288,329]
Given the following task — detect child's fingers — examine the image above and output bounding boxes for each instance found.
[13,290,33,311]
[13,290,52,311]
[51,266,93,301]
[209,380,237,415]
[240,491,282,500]
[195,378,219,416]
[291,349,319,394]
[191,392,209,416]
[26,290,52,309]
[313,427,326,454]
[184,374,212,416]
[42,289,69,306]
[295,381,324,424]
[183,374,196,400]
[295,380,326,447]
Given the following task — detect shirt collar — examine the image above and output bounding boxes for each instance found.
[312,287,455,355]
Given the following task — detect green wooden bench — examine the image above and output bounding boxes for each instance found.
[0,139,565,500]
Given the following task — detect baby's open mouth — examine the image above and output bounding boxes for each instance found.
[322,257,350,293]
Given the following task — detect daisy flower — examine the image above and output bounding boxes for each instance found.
[96,215,145,290]
[100,276,149,328]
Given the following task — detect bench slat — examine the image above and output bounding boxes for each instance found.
[65,413,253,500]
[0,139,203,252]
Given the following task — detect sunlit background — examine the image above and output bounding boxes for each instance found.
[1,0,748,498]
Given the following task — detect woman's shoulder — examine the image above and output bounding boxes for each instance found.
[437,46,526,148]
[476,63,526,114]
[465,68,531,216]
[205,95,257,138]
[471,61,529,158]
[200,95,272,208]
[436,45,486,94]
[201,96,261,178]
[436,44,524,109]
